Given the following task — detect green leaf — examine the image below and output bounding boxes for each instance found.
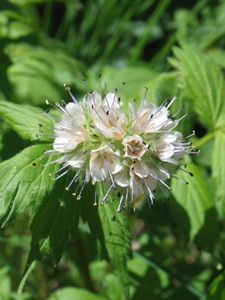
[89,66,156,108]
[81,184,109,260]
[169,44,225,130]
[5,43,85,105]
[0,267,11,299]
[46,287,105,300]
[0,144,58,227]
[0,101,55,142]
[97,184,132,300]
[18,175,82,297]
[170,162,218,251]
[212,132,225,216]
[207,273,225,300]
[26,173,82,265]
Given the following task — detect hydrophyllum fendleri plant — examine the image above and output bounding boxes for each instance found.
[42,82,198,211]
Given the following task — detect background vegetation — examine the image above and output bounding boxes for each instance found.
[0,0,225,299]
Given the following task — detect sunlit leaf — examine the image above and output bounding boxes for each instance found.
[212,132,225,217]
[0,101,55,142]
[0,267,11,300]
[0,144,58,227]
[47,287,105,300]
[5,43,85,105]
[169,44,225,129]
[89,66,156,108]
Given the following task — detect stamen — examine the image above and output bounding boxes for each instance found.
[77,181,86,200]
[167,96,177,109]
[161,97,169,107]
[54,168,70,181]
[45,111,61,121]
[104,82,107,97]
[51,163,69,176]
[94,192,97,206]
[176,113,188,123]
[172,105,184,118]
[144,86,148,102]
[179,168,194,177]
[66,170,82,190]
[103,158,116,188]
[185,130,195,139]
[159,179,172,190]
[64,84,78,104]
[117,194,124,212]
[43,157,64,167]
[102,184,114,203]
[171,174,189,185]
[98,74,103,101]
[117,82,125,100]
[55,102,70,115]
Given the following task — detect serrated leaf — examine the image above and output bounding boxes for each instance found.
[26,173,82,267]
[0,144,58,227]
[170,162,218,252]
[212,132,225,216]
[169,44,225,130]
[46,287,105,300]
[0,101,56,142]
[97,184,132,300]
[18,176,82,298]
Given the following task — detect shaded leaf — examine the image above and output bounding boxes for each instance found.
[170,162,218,251]
[97,184,132,300]
[0,144,58,227]
[26,173,82,266]
[81,184,109,260]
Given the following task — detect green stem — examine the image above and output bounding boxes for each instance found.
[194,126,225,149]
[129,0,171,64]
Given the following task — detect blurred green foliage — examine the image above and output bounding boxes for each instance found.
[0,0,225,299]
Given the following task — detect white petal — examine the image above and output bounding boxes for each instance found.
[132,162,149,178]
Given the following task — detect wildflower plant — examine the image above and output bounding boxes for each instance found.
[0,0,225,298]
[0,75,201,298]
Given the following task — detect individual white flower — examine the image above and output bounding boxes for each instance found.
[90,145,122,183]
[88,92,126,139]
[53,102,89,153]
[43,83,198,211]
[122,135,148,160]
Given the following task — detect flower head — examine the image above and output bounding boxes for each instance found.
[44,83,198,211]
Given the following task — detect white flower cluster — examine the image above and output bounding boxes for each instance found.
[44,84,197,211]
